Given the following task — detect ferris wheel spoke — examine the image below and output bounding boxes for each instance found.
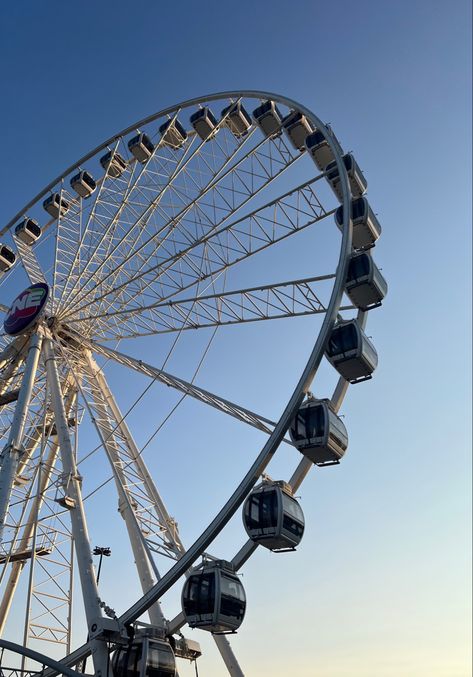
[55,106,246,314]
[13,236,48,288]
[85,340,294,446]
[77,108,257,292]
[61,176,332,329]
[67,274,349,340]
[55,119,196,313]
[59,128,301,321]
[54,139,137,310]
[52,184,89,312]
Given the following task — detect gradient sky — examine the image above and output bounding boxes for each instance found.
[0,1,471,676]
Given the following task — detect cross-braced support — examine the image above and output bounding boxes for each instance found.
[42,338,109,677]
[0,333,43,544]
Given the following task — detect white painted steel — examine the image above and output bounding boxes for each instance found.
[0,90,373,676]
[43,338,109,677]
[0,333,43,544]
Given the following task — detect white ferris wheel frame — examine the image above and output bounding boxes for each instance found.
[0,90,366,677]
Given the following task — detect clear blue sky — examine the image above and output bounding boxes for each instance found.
[0,1,471,675]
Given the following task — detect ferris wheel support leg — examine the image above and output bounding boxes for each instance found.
[0,332,43,545]
[84,362,166,628]
[43,339,110,677]
[212,635,245,677]
[87,355,184,555]
[0,440,62,635]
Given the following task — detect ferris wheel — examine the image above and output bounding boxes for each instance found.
[0,91,387,677]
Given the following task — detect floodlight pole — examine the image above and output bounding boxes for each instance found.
[93,547,111,585]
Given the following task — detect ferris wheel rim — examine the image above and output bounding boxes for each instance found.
[0,90,358,674]
[1,89,339,238]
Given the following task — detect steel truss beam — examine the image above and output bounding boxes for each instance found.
[0,334,43,544]
[88,339,292,444]
[21,383,78,653]
[0,410,62,632]
[68,274,342,340]
[14,236,48,288]
[58,114,297,321]
[61,176,332,342]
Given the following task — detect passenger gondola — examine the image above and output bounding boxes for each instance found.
[14,218,42,245]
[43,193,69,219]
[335,197,381,250]
[182,560,246,633]
[305,127,343,171]
[325,319,378,383]
[221,101,252,138]
[159,118,188,149]
[0,243,16,272]
[243,480,304,550]
[113,630,176,677]
[345,252,388,310]
[290,398,348,466]
[281,110,314,151]
[128,133,155,163]
[325,153,367,202]
[100,150,127,178]
[252,100,283,138]
[190,107,218,141]
[70,170,96,198]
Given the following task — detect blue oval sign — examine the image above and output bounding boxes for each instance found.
[4,283,49,336]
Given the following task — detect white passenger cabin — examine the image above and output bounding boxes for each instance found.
[190,107,218,141]
[325,319,378,383]
[335,197,381,250]
[305,126,344,171]
[159,118,188,148]
[221,101,252,138]
[325,153,367,202]
[345,251,388,310]
[43,194,69,219]
[100,151,127,178]
[0,243,16,272]
[290,398,348,466]
[252,100,283,138]
[128,132,155,163]
[14,218,42,245]
[70,171,96,198]
[282,110,314,151]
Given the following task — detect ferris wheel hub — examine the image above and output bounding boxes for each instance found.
[3,283,49,336]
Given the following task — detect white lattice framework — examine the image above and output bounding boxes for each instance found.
[0,91,384,677]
